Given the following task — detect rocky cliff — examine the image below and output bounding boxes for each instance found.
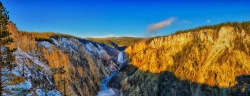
[120,23,250,95]
[2,22,122,96]
[2,22,250,96]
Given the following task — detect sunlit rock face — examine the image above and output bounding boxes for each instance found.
[3,22,250,96]
[125,26,250,88]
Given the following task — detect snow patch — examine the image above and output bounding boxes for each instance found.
[69,46,76,52]
[46,89,61,96]
[11,67,22,76]
[26,91,34,96]
[51,38,60,46]
[57,37,82,54]
[14,48,50,71]
[2,93,8,96]
[85,42,105,56]
[40,41,51,48]
[36,89,61,96]
[16,64,32,77]
[36,89,46,96]
[86,42,94,52]
[59,38,78,48]
[6,80,32,90]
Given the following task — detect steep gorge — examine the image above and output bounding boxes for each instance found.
[2,22,250,96]
[3,22,122,96]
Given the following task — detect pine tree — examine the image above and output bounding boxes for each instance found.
[0,1,15,95]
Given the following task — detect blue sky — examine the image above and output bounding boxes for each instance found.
[1,0,250,38]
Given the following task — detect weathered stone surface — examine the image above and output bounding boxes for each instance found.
[4,22,250,96]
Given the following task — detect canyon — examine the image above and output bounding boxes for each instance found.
[2,22,250,96]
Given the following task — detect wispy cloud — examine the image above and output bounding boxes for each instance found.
[147,17,177,32]
[182,20,191,24]
[207,19,210,23]
[146,17,177,37]
[85,34,136,38]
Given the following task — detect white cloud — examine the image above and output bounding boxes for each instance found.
[93,34,116,38]
[85,34,137,38]
[147,17,177,32]
[207,20,210,23]
[182,20,191,24]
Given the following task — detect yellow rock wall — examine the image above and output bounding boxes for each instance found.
[125,26,250,88]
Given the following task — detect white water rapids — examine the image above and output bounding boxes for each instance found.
[98,51,125,96]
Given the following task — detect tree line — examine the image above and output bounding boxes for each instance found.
[19,31,75,42]
[174,21,250,35]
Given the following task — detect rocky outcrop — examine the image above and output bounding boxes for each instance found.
[125,26,250,88]
[3,22,120,96]
[3,22,250,96]
[107,25,250,96]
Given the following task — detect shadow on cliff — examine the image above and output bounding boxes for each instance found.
[109,41,127,51]
[107,64,250,96]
